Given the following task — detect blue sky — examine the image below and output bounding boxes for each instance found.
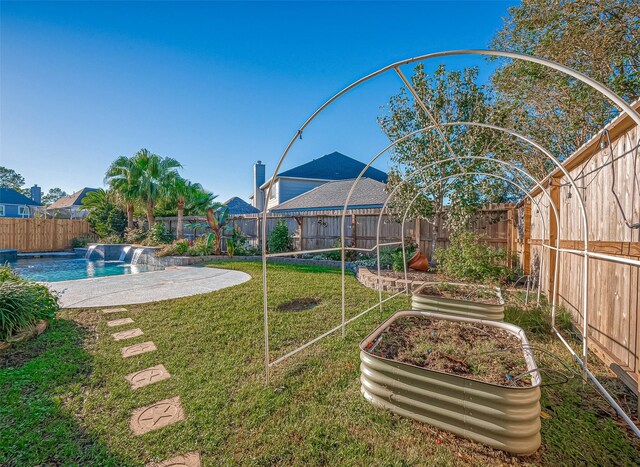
[1,1,518,202]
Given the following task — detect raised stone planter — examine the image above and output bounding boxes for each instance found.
[360,311,541,455]
[411,282,504,321]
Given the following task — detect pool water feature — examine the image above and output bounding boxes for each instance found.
[11,256,164,282]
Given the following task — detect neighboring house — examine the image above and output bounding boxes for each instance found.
[224,197,260,216]
[269,178,388,214]
[46,187,98,219]
[250,152,388,211]
[0,186,42,218]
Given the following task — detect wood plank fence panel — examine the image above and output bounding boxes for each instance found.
[0,219,94,252]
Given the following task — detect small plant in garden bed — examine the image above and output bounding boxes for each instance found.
[433,231,517,283]
[268,219,293,253]
[417,282,501,305]
[70,235,93,248]
[367,316,530,387]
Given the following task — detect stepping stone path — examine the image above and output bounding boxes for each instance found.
[107,317,134,327]
[130,396,185,435]
[101,307,128,314]
[104,307,193,462]
[121,341,157,358]
[147,452,201,467]
[112,328,144,341]
[126,364,171,389]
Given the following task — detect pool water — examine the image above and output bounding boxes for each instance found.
[11,257,164,282]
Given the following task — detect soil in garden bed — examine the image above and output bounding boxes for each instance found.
[416,283,501,305]
[366,316,531,387]
[367,268,439,283]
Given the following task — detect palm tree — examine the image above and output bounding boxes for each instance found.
[131,149,182,228]
[105,156,139,229]
[166,176,213,239]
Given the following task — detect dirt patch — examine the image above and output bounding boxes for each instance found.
[366,316,531,387]
[276,298,320,312]
[416,283,501,305]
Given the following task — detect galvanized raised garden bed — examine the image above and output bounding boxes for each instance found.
[411,282,505,321]
[359,311,541,455]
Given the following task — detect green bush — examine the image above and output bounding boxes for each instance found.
[225,227,248,257]
[267,219,293,254]
[87,203,127,239]
[70,235,93,248]
[158,239,190,257]
[124,227,148,244]
[147,222,174,245]
[433,231,515,283]
[324,240,357,262]
[0,266,59,342]
[187,234,215,256]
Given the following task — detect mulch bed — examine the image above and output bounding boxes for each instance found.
[366,316,531,387]
[416,283,501,305]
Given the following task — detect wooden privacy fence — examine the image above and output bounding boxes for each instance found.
[523,100,640,397]
[0,218,94,252]
[158,203,515,258]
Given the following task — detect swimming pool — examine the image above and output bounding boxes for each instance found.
[11,257,164,282]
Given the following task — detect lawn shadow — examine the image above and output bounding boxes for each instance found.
[0,318,134,466]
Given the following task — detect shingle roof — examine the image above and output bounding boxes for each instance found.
[224,196,260,215]
[0,188,41,206]
[270,178,387,213]
[47,187,98,209]
[275,152,387,183]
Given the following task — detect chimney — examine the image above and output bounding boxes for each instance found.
[30,185,42,204]
[253,161,265,211]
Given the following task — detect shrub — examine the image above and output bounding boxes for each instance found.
[187,233,215,256]
[433,231,515,283]
[158,239,190,257]
[87,203,127,239]
[268,219,293,253]
[225,227,248,257]
[145,222,174,245]
[0,266,59,342]
[71,235,93,248]
[323,240,358,262]
[124,227,148,244]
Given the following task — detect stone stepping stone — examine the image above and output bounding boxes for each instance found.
[101,307,128,314]
[121,341,157,358]
[112,328,144,341]
[130,396,185,435]
[146,451,201,467]
[126,364,171,389]
[107,317,134,327]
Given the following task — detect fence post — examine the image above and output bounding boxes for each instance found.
[523,201,532,275]
[547,176,561,303]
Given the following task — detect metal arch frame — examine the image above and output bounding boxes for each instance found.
[338,121,569,336]
[261,49,640,434]
[391,168,552,306]
[372,157,560,312]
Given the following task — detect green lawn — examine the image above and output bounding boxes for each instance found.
[1,261,639,466]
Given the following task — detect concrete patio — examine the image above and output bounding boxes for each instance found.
[48,266,251,308]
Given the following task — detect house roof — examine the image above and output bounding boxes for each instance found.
[261,152,388,189]
[0,188,41,206]
[47,187,98,209]
[270,178,388,213]
[224,196,260,215]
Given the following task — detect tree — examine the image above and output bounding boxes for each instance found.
[490,0,640,164]
[378,64,511,249]
[166,176,212,239]
[0,167,26,193]
[42,188,68,205]
[205,205,229,255]
[105,156,140,229]
[130,149,182,228]
[82,189,127,238]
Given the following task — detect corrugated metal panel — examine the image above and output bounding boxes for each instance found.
[411,283,505,321]
[360,311,541,455]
